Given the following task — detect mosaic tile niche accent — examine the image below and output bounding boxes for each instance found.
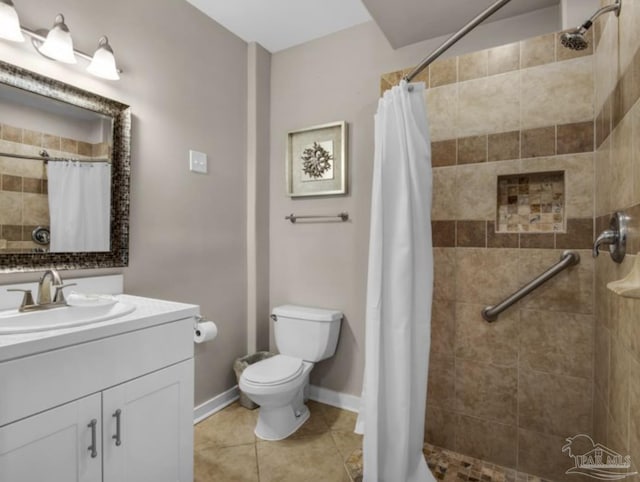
[497,171,565,233]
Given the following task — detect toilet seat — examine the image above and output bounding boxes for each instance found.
[242,354,303,386]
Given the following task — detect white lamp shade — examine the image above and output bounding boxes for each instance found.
[38,14,76,64]
[87,37,119,80]
[0,0,24,42]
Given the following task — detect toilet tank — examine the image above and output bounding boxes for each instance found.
[272,305,343,362]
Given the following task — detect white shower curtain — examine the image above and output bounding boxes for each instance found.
[47,161,111,252]
[355,80,435,482]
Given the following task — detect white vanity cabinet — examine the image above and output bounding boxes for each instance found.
[0,393,103,482]
[102,360,193,482]
[0,295,197,482]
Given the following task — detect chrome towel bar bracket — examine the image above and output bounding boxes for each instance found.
[481,250,580,322]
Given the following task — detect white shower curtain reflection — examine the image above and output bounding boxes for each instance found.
[355,80,435,482]
[47,161,111,252]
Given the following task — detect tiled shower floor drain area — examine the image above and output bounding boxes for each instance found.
[345,443,556,482]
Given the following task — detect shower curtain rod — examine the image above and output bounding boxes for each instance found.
[0,150,110,164]
[403,0,513,83]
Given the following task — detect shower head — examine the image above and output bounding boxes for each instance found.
[560,0,621,51]
[560,29,590,51]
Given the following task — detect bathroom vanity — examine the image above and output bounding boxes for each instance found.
[0,276,198,482]
[0,59,197,481]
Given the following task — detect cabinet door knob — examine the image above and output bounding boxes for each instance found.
[88,419,98,458]
[112,409,122,446]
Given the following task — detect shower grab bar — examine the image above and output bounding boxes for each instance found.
[404,0,513,84]
[481,250,580,322]
[285,212,349,223]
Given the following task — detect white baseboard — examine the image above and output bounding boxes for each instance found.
[193,384,359,424]
[308,385,360,413]
[193,385,239,424]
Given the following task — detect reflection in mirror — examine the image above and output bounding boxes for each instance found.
[0,83,114,253]
[0,60,131,272]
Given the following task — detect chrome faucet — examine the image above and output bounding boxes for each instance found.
[37,269,64,305]
[7,269,76,312]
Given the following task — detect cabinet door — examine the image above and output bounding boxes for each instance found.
[103,359,194,482]
[0,393,101,482]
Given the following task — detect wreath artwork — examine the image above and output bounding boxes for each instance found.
[286,121,346,197]
[301,142,333,179]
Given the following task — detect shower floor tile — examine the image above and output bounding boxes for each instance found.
[345,443,556,482]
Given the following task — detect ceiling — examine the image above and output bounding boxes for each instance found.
[362,0,561,49]
[184,0,372,53]
[185,0,560,53]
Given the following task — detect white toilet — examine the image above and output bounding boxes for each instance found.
[239,304,342,441]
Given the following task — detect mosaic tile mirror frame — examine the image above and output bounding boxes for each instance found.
[0,61,131,272]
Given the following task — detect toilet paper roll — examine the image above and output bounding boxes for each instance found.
[194,321,218,343]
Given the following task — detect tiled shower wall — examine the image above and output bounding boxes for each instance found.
[592,0,640,479]
[382,30,597,481]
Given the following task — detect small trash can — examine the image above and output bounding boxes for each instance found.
[233,351,275,409]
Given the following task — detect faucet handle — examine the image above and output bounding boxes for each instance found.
[7,289,35,311]
[593,212,629,263]
[52,283,77,304]
[593,229,617,258]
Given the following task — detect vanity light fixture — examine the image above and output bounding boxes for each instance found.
[0,3,122,80]
[36,14,76,64]
[87,36,119,80]
[0,0,24,42]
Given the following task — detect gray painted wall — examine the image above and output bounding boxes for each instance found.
[246,42,271,353]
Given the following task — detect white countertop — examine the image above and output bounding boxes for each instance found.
[0,294,200,363]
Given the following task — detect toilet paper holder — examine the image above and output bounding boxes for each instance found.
[193,316,218,344]
[193,315,204,330]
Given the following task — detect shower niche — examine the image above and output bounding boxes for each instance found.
[496,171,565,233]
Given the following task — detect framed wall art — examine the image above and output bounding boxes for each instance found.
[286,121,347,197]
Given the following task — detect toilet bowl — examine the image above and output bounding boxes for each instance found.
[239,305,342,441]
[239,355,313,440]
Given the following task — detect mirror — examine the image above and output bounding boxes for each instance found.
[0,61,131,272]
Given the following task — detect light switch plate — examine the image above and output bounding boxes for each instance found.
[189,150,208,174]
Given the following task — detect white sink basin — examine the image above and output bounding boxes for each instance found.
[0,301,136,334]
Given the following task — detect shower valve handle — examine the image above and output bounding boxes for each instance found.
[592,212,628,263]
[592,230,617,258]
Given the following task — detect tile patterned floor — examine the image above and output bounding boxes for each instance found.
[194,400,361,482]
[195,401,555,482]
[345,443,555,482]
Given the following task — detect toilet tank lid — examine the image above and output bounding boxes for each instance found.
[272,305,342,322]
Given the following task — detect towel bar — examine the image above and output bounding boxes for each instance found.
[285,212,349,223]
